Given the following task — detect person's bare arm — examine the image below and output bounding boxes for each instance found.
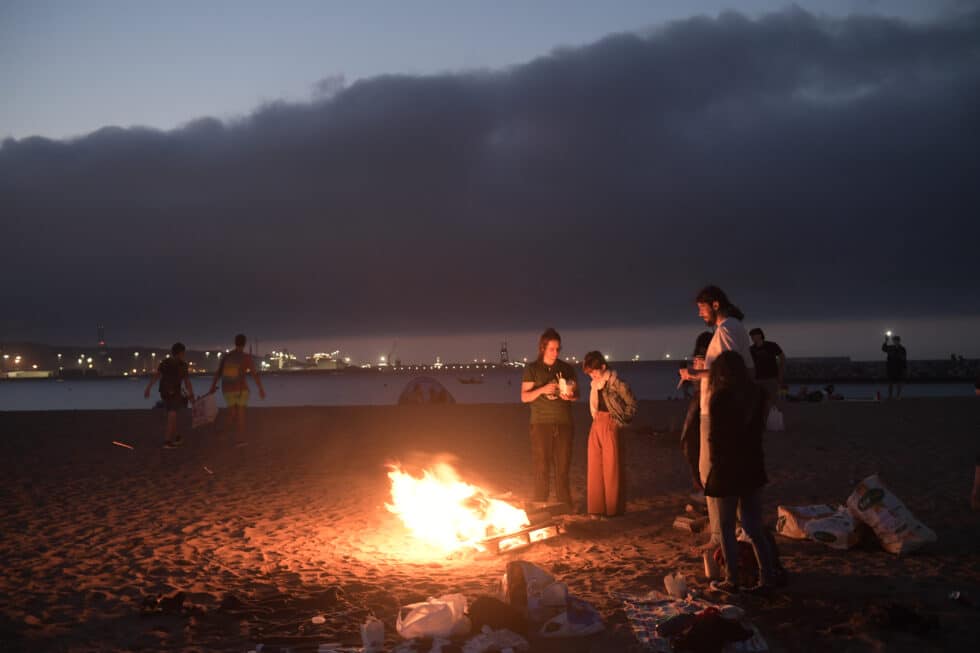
[522,380,557,403]
[249,368,266,399]
[144,372,160,398]
[183,375,195,400]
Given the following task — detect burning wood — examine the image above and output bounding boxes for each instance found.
[387,463,531,554]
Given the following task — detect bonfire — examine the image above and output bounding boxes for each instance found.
[386,463,530,553]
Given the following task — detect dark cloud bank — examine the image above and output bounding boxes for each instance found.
[2,8,979,346]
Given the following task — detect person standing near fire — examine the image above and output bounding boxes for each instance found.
[521,328,579,511]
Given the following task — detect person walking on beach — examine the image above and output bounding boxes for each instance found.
[208,334,266,439]
[520,328,579,510]
[582,351,637,519]
[680,331,714,500]
[144,342,195,448]
[882,334,907,399]
[703,350,780,594]
[749,328,785,409]
[677,286,754,550]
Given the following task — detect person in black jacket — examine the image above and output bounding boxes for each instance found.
[704,350,779,594]
[680,331,714,500]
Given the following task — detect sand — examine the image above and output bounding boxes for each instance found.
[1,398,978,652]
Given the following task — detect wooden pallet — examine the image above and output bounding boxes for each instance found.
[481,519,563,555]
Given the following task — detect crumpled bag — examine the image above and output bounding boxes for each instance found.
[765,406,784,432]
[396,593,470,639]
[538,597,604,638]
[846,474,937,555]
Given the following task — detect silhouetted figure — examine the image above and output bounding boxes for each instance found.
[749,328,785,409]
[144,342,194,448]
[882,335,907,399]
[209,334,266,440]
[680,331,714,498]
[703,350,779,594]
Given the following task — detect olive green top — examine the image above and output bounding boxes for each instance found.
[522,359,578,424]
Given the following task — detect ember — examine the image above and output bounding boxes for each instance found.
[386,463,530,553]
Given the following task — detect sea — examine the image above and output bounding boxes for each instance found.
[0,366,974,411]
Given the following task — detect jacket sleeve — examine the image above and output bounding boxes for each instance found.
[616,377,638,418]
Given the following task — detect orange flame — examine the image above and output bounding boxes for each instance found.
[386,463,529,553]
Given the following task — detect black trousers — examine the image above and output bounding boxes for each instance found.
[530,422,573,504]
[680,396,702,489]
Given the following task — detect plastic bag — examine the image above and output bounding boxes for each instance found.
[776,504,836,539]
[396,593,469,639]
[846,474,937,555]
[503,561,558,622]
[361,615,384,651]
[663,572,688,599]
[804,506,861,550]
[766,406,784,432]
[192,392,218,429]
[538,597,604,638]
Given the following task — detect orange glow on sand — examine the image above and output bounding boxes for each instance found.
[386,463,529,554]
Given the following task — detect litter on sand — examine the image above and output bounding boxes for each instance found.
[203,466,214,475]
[111,440,134,450]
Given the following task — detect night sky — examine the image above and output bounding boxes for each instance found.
[2,5,979,361]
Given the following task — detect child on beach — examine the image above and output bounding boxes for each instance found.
[582,351,637,519]
[144,342,195,448]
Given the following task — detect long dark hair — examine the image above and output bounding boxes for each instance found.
[537,328,561,361]
[708,350,754,394]
[695,285,745,321]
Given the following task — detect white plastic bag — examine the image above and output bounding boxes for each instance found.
[192,392,218,429]
[396,593,469,639]
[804,506,861,550]
[663,572,687,599]
[361,615,384,651]
[766,406,784,432]
[846,474,937,555]
[776,504,837,539]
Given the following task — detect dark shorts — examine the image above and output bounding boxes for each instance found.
[161,393,186,412]
[887,367,905,382]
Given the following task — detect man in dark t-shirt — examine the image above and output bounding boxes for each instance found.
[521,328,579,508]
[749,328,785,407]
[144,342,195,448]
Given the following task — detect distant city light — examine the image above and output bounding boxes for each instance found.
[665,353,672,359]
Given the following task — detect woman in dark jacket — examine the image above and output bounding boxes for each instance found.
[704,350,779,593]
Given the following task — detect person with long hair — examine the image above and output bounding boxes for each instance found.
[520,328,579,509]
[704,350,779,593]
[582,351,638,519]
[678,286,754,506]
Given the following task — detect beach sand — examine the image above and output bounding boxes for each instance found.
[1,398,978,652]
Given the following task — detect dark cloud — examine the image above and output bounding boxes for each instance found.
[2,8,979,346]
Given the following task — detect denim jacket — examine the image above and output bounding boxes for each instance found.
[589,370,638,426]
